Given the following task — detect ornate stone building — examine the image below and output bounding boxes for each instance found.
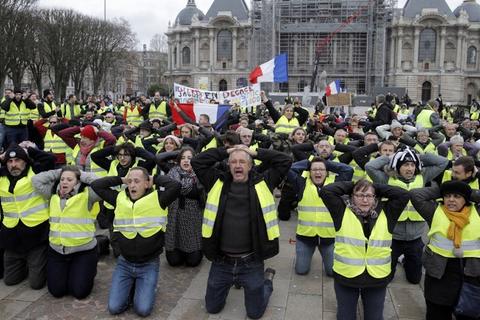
[164,0,252,91]
[387,0,480,104]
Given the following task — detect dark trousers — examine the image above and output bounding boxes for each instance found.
[426,300,479,320]
[0,248,3,279]
[205,258,273,319]
[391,237,423,284]
[277,183,297,221]
[334,280,387,320]
[47,247,98,299]
[4,126,28,148]
[4,245,47,289]
[166,249,203,267]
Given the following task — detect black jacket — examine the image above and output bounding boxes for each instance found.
[91,175,181,263]
[191,148,292,261]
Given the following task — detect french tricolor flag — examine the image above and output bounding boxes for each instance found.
[171,102,231,130]
[326,80,341,96]
[249,53,288,84]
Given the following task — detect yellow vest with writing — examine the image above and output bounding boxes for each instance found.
[333,208,392,279]
[428,205,480,258]
[49,189,97,247]
[202,179,280,240]
[113,190,167,239]
[0,169,49,228]
[388,175,424,221]
[297,174,335,238]
[275,115,299,134]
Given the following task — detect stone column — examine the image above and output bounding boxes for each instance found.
[232,29,237,69]
[293,37,298,68]
[247,33,252,69]
[390,30,396,73]
[348,39,353,68]
[439,27,446,71]
[167,41,172,70]
[209,29,214,69]
[413,28,419,72]
[396,28,403,72]
[194,30,200,68]
[456,28,463,70]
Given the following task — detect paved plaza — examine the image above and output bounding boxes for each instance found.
[0,216,426,320]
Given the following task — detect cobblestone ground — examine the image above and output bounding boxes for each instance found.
[0,217,426,319]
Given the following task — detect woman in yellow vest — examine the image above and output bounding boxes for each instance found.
[288,157,353,276]
[411,181,480,320]
[31,166,102,299]
[263,92,309,135]
[320,179,409,320]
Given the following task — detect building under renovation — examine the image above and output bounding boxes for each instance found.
[251,0,396,95]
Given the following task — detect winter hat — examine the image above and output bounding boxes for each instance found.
[139,120,152,131]
[164,135,181,147]
[390,120,403,130]
[4,144,29,163]
[13,88,23,94]
[80,125,98,141]
[389,147,421,173]
[441,180,471,202]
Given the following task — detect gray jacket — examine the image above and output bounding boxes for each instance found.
[410,185,480,279]
[365,153,449,241]
[32,169,102,255]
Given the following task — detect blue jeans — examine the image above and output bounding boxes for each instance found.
[295,237,334,276]
[108,255,159,317]
[205,259,273,319]
[334,280,387,320]
[4,126,27,148]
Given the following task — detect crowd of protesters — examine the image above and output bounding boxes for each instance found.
[0,86,479,320]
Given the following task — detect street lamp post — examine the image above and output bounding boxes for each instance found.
[104,0,106,21]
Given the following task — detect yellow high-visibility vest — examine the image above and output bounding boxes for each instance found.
[31,101,56,120]
[428,205,480,258]
[5,100,30,126]
[0,169,49,228]
[441,171,480,189]
[447,148,466,161]
[297,174,335,238]
[113,190,167,239]
[103,159,138,210]
[44,129,73,163]
[333,208,392,279]
[49,188,97,247]
[275,115,299,134]
[202,137,218,152]
[126,107,142,126]
[71,141,107,177]
[414,142,436,155]
[61,103,81,120]
[249,143,262,166]
[202,179,280,241]
[148,101,167,120]
[416,109,435,129]
[388,175,424,221]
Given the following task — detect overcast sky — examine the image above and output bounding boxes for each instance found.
[37,0,465,49]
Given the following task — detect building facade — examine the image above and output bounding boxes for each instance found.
[164,0,252,91]
[387,0,480,104]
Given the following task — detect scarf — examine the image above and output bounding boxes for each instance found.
[441,204,471,249]
[79,142,96,166]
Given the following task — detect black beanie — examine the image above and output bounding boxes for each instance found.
[441,180,472,202]
[3,145,30,163]
[43,89,51,99]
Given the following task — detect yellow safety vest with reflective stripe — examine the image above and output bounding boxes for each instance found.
[414,142,436,155]
[202,179,280,241]
[148,101,167,120]
[113,190,167,239]
[297,174,335,238]
[352,157,371,182]
[250,143,262,166]
[71,141,107,177]
[5,100,30,126]
[447,148,466,161]
[126,107,142,126]
[275,115,299,134]
[202,137,218,152]
[333,208,392,279]
[104,159,138,210]
[31,101,56,120]
[428,205,480,258]
[0,169,49,228]
[416,109,435,129]
[49,189,97,247]
[399,108,410,116]
[388,175,424,221]
[441,170,480,189]
[60,103,81,120]
[471,111,479,121]
[44,129,73,163]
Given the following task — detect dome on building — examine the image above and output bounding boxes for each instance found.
[175,0,205,26]
[454,0,480,22]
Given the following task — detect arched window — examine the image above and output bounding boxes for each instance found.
[297,80,307,92]
[236,77,247,88]
[181,80,189,86]
[419,28,436,62]
[467,46,477,65]
[182,47,191,65]
[421,81,432,103]
[217,30,232,61]
[219,79,228,91]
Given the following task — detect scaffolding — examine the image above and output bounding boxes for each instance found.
[251,0,397,96]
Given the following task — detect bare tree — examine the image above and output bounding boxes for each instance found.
[70,16,95,97]
[27,17,47,94]
[150,33,168,53]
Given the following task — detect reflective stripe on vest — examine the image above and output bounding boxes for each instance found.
[0,169,49,228]
[44,129,73,163]
[333,208,392,279]
[126,107,142,126]
[414,142,436,155]
[113,190,167,239]
[388,175,424,221]
[148,101,167,120]
[71,141,107,176]
[5,101,29,126]
[275,115,299,134]
[103,159,137,209]
[297,174,335,238]
[48,189,97,247]
[61,103,81,120]
[416,109,435,129]
[427,205,480,258]
[202,179,280,241]
[202,137,217,152]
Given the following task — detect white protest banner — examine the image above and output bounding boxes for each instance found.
[174,83,261,107]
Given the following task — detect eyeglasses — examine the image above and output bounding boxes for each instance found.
[353,193,375,200]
